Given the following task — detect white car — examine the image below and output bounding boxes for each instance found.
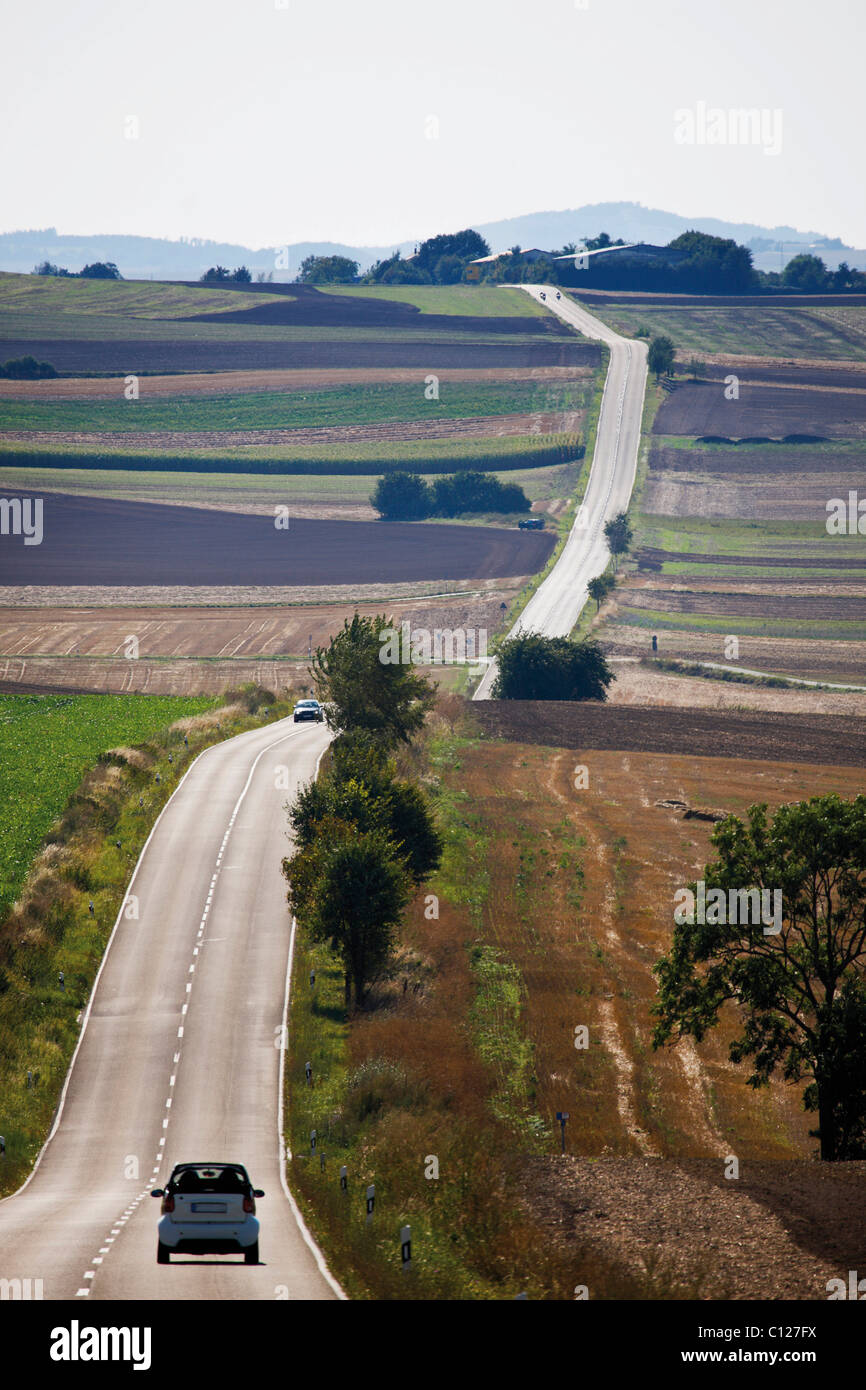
[152,1162,263,1264]
[293,698,324,724]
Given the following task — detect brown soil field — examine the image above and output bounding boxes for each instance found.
[433,738,866,1297]
[605,623,866,684]
[0,491,554,588]
[0,365,590,401]
[472,701,866,765]
[693,359,866,390]
[655,380,866,438]
[0,338,600,376]
[4,409,581,453]
[648,443,860,473]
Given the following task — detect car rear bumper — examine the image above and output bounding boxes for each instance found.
[158,1215,259,1252]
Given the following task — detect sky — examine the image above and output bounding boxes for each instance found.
[2,0,864,249]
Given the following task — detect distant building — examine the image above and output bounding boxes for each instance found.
[465,247,553,280]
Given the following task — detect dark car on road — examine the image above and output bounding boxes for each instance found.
[293,699,324,723]
[518,517,545,530]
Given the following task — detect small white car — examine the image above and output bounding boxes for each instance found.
[152,1162,263,1264]
[293,698,324,724]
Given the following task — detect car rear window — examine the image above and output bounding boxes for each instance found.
[170,1167,249,1193]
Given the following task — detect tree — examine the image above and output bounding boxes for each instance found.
[285,828,409,1009]
[298,254,359,284]
[371,472,433,520]
[0,355,58,380]
[79,262,121,279]
[231,265,252,283]
[603,511,633,566]
[311,613,436,745]
[781,253,829,293]
[686,356,705,380]
[434,253,464,284]
[430,471,529,517]
[588,572,615,610]
[492,634,613,701]
[200,266,232,282]
[414,229,490,277]
[648,334,676,379]
[33,260,70,277]
[653,795,866,1161]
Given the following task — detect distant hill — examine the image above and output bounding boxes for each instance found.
[1,203,863,279]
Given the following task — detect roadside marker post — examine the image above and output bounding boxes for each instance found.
[0,1135,5,1157]
[401,1224,411,1273]
[310,1129,317,1156]
[556,1111,570,1154]
[340,1165,347,1192]
[320,1151,325,1172]
[310,969,316,988]
[305,1060,312,1086]
[58,971,65,991]
[366,1184,375,1224]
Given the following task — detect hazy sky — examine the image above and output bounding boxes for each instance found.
[2,0,864,248]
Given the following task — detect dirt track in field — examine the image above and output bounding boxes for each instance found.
[0,365,591,401]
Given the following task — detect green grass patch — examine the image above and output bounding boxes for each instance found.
[618,607,866,640]
[325,284,550,317]
[0,271,282,320]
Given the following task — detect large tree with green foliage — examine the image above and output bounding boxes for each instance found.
[647,334,676,379]
[371,472,433,520]
[492,634,613,701]
[298,254,359,284]
[311,613,436,744]
[653,795,866,1161]
[603,511,633,567]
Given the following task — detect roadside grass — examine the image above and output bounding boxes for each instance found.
[324,285,550,317]
[635,513,865,559]
[576,301,866,361]
[0,684,302,1197]
[0,378,591,436]
[616,607,866,641]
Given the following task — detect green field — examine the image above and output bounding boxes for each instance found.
[0,693,215,918]
[0,272,281,320]
[0,378,590,435]
[326,284,548,317]
[635,513,866,560]
[576,297,866,360]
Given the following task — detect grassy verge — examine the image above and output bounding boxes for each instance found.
[0,683,302,1197]
[323,285,550,317]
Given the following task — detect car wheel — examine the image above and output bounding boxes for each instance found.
[245,1241,259,1265]
[293,716,299,723]
[157,1241,170,1264]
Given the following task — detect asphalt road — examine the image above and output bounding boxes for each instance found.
[0,716,342,1301]
[474,287,648,698]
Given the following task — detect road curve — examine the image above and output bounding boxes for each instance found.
[0,716,341,1300]
[473,287,647,698]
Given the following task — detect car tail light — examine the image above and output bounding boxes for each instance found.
[161,1193,175,1214]
[243,1195,256,1214]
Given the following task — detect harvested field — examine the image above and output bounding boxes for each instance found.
[642,471,864,522]
[655,380,866,438]
[606,662,866,717]
[0,491,554,587]
[606,624,866,684]
[648,441,863,473]
[0,592,514,661]
[581,298,866,359]
[0,365,589,401]
[0,337,599,376]
[473,701,866,766]
[638,545,866,570]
